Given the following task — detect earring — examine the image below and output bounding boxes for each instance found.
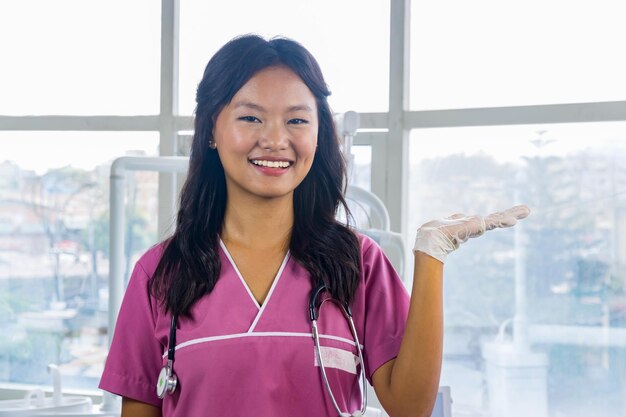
[208,140,217,150]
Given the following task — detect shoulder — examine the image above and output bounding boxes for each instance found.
[134,241,168,280]
[124,242,169,320]
[355,231,383,258]
[355,232,388,274]
[354,231,403,285]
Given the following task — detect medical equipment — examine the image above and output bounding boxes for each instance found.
[0,364,115,416]
[345,185,405,279]
[338,111,406,282]
[156,284,368,417]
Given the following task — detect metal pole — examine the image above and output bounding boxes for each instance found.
[513,170,529,351]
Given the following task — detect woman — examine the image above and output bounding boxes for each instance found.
[99,34,529,417]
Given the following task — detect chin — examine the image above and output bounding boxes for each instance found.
[252,188,295,200]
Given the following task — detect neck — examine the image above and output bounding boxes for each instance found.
[221,193,293,252]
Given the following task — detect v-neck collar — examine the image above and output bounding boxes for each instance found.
[219,239,290,332]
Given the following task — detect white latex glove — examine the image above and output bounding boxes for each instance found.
[413,205,531,263]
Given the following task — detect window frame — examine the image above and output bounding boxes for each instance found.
[2,0,626,408]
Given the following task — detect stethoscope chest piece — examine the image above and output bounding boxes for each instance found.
[157,361,178,399]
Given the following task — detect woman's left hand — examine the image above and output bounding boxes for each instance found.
[413,205,531,263]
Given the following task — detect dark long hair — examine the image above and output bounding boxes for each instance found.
[150,34,361,317]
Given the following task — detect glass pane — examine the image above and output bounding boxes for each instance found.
[410,0,626,110]
[409,122,626,417]
[179,0,389,115]
[346,145,373,230]
[0,1,160,115]
[349,145,372,192]
[0,132,159,389]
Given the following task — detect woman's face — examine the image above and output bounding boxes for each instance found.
[213,66,318,202]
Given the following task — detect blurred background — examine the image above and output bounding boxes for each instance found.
[1,1,625,416]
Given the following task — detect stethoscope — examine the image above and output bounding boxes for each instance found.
[156,284,368,417]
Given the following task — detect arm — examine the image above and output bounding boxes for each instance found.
[372,252,443,417]
[372,205,530,417]
[99,256,166,414]
[122,397,162,417]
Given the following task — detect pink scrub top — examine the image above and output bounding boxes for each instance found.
[99,234,410,416]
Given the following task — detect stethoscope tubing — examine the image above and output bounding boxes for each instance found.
[310,285,368,417]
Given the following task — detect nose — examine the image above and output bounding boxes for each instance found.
[258,121,289,151]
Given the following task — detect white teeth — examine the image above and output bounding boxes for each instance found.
[251,160,291,168]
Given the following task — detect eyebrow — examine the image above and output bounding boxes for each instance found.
[233,101,313,113]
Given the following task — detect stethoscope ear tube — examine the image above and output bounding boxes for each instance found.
[309,284,327,321]
[168,315,177,361]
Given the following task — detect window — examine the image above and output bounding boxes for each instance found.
[410,0,626,110]
[0,1,160,116]
[178,0,390,115]
[0,132,159,389]
[3,2,625,415]
[409,122,626,417]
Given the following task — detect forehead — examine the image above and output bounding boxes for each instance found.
[230,66,317,110]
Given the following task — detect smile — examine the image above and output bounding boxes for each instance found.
[249,159,293,169]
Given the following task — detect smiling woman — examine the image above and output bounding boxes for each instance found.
[99,35,376,417]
